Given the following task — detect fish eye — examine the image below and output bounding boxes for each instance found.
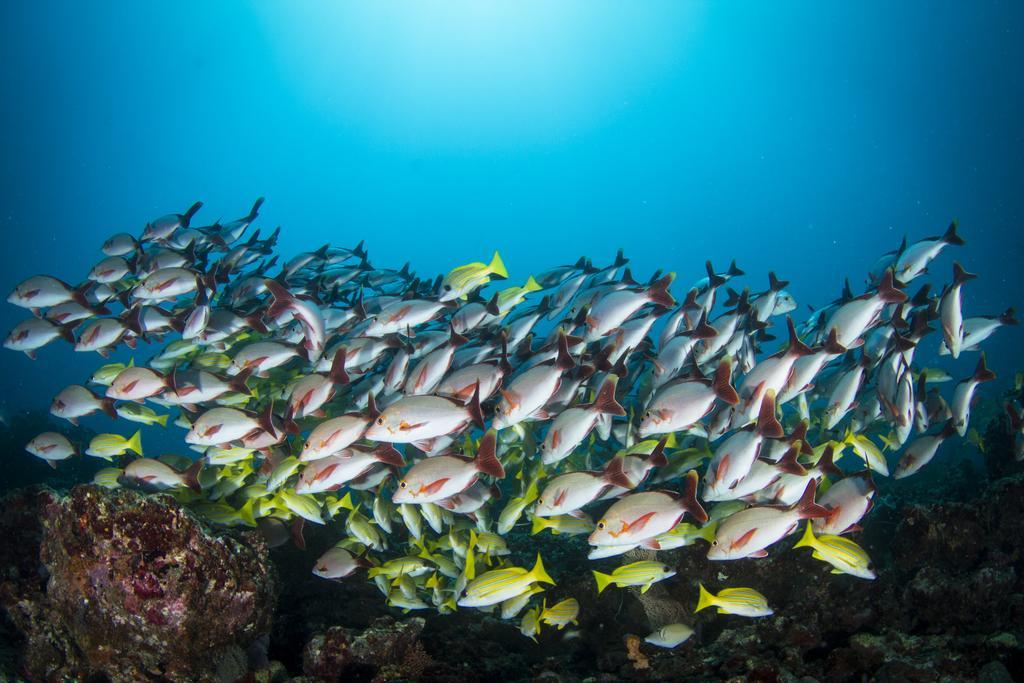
[537,497,544,504]
[597,522,605,530]
[444,285,452,291]
[399,481,408,489]
[662,565,670,572]
[376,417,385,425]
[711,540,718,546]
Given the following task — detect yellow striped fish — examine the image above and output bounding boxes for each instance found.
[593,561,676,594]
[90,358,133,386]
[695,583,773,617]
[440,251,508,301]
[531,513,594,536]
[115,403,169,427]
[85,430,143,460]
[495,276,542,314]
[193,352,233,369]
[458,554,555,608]
[653,520,717,550]
[191,499,257,527]
[204,445,256,465]
[793,523,876,580]
[92,467,124,489]
[520,606,542,642]
[539,597,579,629]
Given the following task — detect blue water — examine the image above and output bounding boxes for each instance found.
[1,1,1022,426]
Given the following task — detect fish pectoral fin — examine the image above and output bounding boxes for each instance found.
[730,527,758,551]
[420,478,451,495]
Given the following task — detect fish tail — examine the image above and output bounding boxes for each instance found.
[183,201,203,224]
[973,352,996,383]
[592,570,613,594]
[523,275,542,293]
[182,461,203,493]
[126,430,143,456]
[679,470,708,523]
[488,251,508,280]
[465,530,477,580]
[100,398,118,420]
[695,583,716,613]
[238,499,257,528]
[646,273,676,308]
[793,522,817,550]
[415,540,434,562]
[942,219,965,246]
[531,515,549,535]
[474,429,504,477]
[530,553,555,585]
[155,413,169,428]
[697,521,718,544]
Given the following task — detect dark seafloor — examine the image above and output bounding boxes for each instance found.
[0,399,1021,683]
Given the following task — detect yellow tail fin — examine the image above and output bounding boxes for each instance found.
[415,539,435,562]
[465,530,477,580]
[523,275,541,293]
[155,413,169,428]
[695,583,716,613]
[593,570,613,594]
[697,521,718,544]
[531,554,555,585]
[337,491,356,511]
[531,515,549,536]
[126,430,143,456]
[793,522,817,550]
[237,499,257,527]
[489,251,508,279]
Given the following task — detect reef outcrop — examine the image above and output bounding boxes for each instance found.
[0,485,277,681]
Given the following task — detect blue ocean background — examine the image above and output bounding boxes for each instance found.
[1,1,1021,453]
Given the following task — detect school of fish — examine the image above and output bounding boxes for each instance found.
[6,199,1020,645]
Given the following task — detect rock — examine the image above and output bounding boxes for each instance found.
[978,660,1015,683]
[0,484,277,681]
[302,616,431,682]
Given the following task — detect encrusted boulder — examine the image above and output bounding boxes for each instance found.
[302,616,432,682]
[0,484,277,681]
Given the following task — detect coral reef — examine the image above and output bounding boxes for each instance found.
[0,485,277,681]
[302,617,431,682]
[0,442,1021,681]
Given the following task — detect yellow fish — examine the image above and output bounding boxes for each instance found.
[531,513,594,536]
[92,467,124,489]
[90,357,133,386]
[85,430,143,460]
[539,597,579,629]
[520,606,542,642]
[115,403,169,427]
[440,251,508,301]
[593,561,675,594]
[695,584,773,617]
[495,276,542,315]
[458,554,554,608]
[793,523,876,580]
